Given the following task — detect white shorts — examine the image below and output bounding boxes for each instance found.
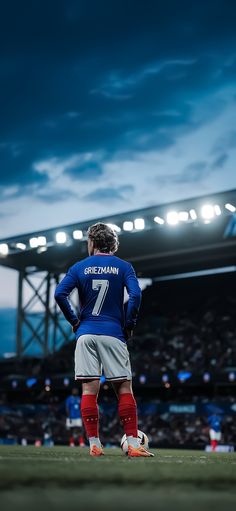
[75,334,132,381]
[209,429,222,441]
[66,418,82,429]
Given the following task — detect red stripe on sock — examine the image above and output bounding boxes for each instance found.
[118,392,138,437]
[81,394,99,438]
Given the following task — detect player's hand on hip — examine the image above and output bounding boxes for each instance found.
[72,320,80,333]
[124,327,133,341]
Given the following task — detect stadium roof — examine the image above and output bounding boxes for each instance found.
[1,189,236,278]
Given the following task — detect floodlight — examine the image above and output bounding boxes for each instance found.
[38,236,46,246]
[189,209,197,220]
[134,218,145,230]
[56,231,67,244]
[154,216,165,225]
[178,211,189,222]
[37,246,47,254]
[214,205,221,216]
[29,237,39,248]
[139,375,146,384]
[225,203,236,212]
[162,374,169,383]
[0,243,9,256]
[16,243,26,250]
[73,230,83,240]
[123,221,133,231]
[201,204,214,220]
[167,211,179,225]
[228,372,235,382]
[106,223,121,233]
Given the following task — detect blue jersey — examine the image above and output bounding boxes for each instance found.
[54,253,142,342]
[66,395,81,419]
[208,415,222,432]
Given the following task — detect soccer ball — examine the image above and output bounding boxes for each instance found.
[120,430,149,454]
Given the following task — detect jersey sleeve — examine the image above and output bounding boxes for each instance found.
[54,265,79,327]
[124,263,142,329]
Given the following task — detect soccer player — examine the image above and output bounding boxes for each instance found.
[55,223,154,457]
[208,414,222,451]
[65,387,85,447]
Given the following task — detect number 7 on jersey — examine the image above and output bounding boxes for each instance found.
[92,279,109,316]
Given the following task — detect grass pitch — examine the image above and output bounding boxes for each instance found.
[0,446,236,511]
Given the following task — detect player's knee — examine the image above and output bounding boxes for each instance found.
[82,380,100,396]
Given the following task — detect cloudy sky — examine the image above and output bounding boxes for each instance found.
[0,0,236,307]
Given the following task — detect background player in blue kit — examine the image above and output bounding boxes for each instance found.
[55,223,154,457]
[65,387,85,447]
[208,414,222,451]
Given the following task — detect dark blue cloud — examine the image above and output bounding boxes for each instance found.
[65,161,103,180]
[0,0,235,193]
[212,153,228,169]
[84,185,134,202]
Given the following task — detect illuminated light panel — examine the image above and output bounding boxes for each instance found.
[123,221,133,231]
[29,237,39,248]
[154,216,165,225]
[178,211,189,222]
[189,209,197,220]
[201,204,214,220]
[106,223,121,233]
[38,236,47,246]
[167,211,179,225]
[134,218,145,230]
[16,243,26,250]
[214,205,221,216]
[56,231,67,244]
[225,203,236,212]
[0,243,9,256]
[73,230,83,240]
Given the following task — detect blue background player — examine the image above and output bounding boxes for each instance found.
[208,414,222,451]
[65,387,85,447]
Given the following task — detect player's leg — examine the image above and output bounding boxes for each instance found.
[73,425,85,447]
[70,427,76,447]
[81,379,104,455]
[98,335,154,457]
[75,335,104,456]
[209,428,217,451]
[113,379,138,446]
[113,379,154,457]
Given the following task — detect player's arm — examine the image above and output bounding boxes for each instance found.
[54,265,80,329]
[65,397,70,417]
[124,263,142,338]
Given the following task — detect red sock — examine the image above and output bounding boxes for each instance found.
[81,394,99,438]
[211,440,217,451]
[118,393,138,437]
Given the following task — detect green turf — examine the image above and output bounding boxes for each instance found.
[0,446,236,511]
